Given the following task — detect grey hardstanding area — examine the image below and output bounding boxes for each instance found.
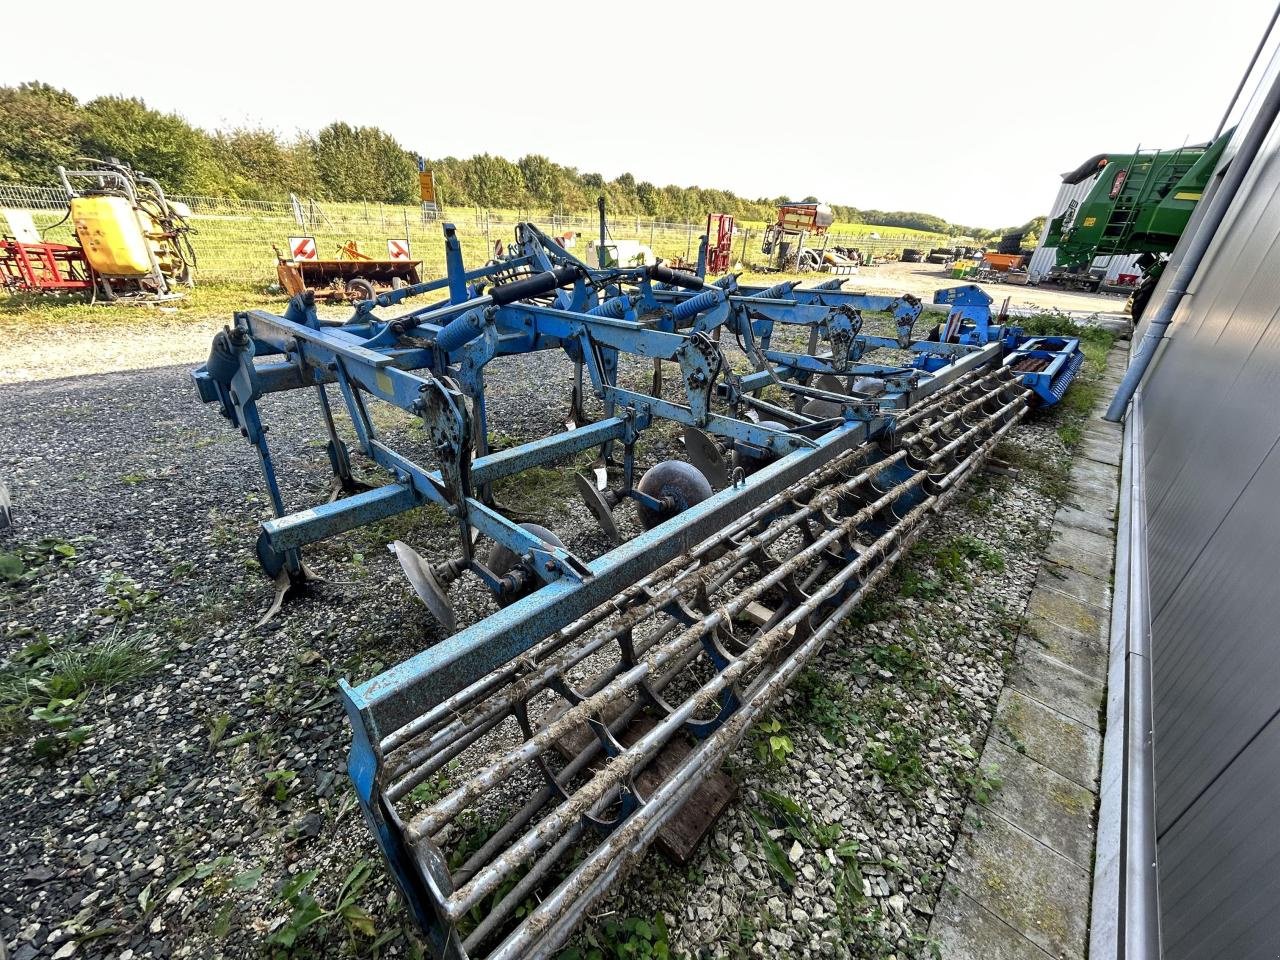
[928,346,1126,959]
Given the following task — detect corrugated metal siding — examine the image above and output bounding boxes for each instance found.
[1029,175,1099,279]
[1134,43,1280,959]
[1028,172,1143,281]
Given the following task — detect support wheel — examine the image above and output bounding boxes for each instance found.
[636,460,713,530]
[346,278,376,302]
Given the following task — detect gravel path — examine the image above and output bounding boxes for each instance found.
[0,317,1088,960]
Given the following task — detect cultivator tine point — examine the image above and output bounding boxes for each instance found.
[574,472,621,544]
[390,540,457,633]
[0,481,11,532]
[255,563,318,629]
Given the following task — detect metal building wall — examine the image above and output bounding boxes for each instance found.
[1133,45,1280,958]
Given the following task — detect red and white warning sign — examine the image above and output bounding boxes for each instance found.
[386,239,411,260]
[288,236,317,261]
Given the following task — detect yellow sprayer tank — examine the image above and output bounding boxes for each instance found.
[71,195,155,277]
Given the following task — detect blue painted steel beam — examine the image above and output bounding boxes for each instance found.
[265,483,422,551]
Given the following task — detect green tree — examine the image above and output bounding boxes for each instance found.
[463,154,525,208]
[517,154,559,206]
[77,95,223,193]
[0,82,83,183]
[211,128,302,199]
[312,122,416,203]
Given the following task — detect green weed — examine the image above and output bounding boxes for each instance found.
[559,912,670,960]
[0,537,79,586]
[753,716,795,767]
[0,631,162,756]
[267,860,378,952]
[960,763,1004,805]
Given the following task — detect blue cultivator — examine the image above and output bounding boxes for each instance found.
[192,220,1084,959]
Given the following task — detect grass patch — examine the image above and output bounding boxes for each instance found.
[0,281,289,335]
[0,631,163,757]
[492,460,591,517]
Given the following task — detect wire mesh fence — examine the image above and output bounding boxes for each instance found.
[0,183,950,285]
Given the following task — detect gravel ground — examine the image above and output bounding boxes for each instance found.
[0,314,1089,960]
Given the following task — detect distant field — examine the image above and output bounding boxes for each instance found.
[733,218,952,243]
[16,194,956,288]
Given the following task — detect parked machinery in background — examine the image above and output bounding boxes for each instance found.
[58,158,195,302]
[274,239,423,303]
[704,213,734,274]
[0,209,94,296]
[761,202,834,270]
[1045,131,1231,318]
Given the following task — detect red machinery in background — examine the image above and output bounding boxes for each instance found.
[705,213,735,274]
[1,209,95,296]
[0,238,94,295]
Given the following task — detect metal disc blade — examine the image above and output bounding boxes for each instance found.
[574,472,620,544]
[813,374,846,395]
[801,399,843,419]
[390,540,456,633]
[683,427,729,490]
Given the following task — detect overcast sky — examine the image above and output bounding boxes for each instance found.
[3,0,1273,227]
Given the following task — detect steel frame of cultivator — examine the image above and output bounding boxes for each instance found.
[191,219,1083,960]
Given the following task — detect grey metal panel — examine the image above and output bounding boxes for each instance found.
[1147,439,1280,832]
[1131,38,1280,958]
[1140,123,1280,619]
[1157,714,1280,960]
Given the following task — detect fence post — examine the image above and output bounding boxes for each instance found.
[685,222,693,261]
[739,227,750,267]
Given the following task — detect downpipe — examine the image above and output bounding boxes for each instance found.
[1106,58,1280,421]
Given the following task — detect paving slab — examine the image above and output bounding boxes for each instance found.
[1044,525,1115,580]
[1080,425,1122,453]
[979,739,1097,869]
[1066,493,1117,526]
[1027,585,1108,642]
[1078,437,1121,467]
[995,688,1101,790]
[1069,456,1119,488]
[1010,648,1104,731]
[1035,561,1111,607]
[946,808,1090,959]
[1055,502,1115,538]
[1025,613,1107,681]
[930,884,1055,960]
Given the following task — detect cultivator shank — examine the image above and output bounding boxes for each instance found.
[190,218,1083,958]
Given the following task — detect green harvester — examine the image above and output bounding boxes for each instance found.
[1046,131,1231,316]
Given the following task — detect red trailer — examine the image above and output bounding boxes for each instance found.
[0,239,94,295]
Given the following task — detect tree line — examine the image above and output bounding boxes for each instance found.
[0,81,1034,239]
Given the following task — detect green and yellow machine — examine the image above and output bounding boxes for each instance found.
[1045,131,1231,316]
